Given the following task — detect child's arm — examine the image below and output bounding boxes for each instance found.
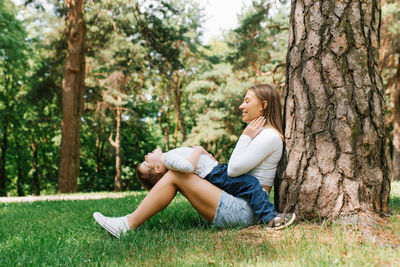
[187,146,206,169]
[165,146,212,173]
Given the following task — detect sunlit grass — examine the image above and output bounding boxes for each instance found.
[1,182,400,266]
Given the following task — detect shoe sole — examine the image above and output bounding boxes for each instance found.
[271,213,296,230]
[93,212,120,239]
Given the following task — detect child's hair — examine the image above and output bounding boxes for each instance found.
[135,164,167,191]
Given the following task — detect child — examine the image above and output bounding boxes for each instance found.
[136,146,283,226]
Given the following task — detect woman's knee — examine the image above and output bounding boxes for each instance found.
[159,170,188,185]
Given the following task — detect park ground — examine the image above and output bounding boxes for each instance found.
[1,182,400,266]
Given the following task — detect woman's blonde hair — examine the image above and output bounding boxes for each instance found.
[247,84,284,138]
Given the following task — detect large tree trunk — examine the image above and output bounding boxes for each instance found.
[57,0,86,193]
[276,0,390,219]
[392,60,400,180]
[0,117,8,196]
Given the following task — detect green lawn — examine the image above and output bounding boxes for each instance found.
[1,182,400,266]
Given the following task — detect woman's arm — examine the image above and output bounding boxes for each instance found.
[227,129,282,177]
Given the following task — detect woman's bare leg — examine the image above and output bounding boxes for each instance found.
[127,170,222,230]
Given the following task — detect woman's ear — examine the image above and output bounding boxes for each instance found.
[263,101,268,110]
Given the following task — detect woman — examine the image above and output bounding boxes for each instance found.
[93,84,295,238]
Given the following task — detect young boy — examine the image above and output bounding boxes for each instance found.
[136,146,290,227]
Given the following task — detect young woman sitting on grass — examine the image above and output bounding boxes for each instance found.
[93,84,296,238]
[119,124,282,226]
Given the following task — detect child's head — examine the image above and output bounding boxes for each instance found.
[135,148,167,190]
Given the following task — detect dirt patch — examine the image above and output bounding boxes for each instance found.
[231,218,400,250]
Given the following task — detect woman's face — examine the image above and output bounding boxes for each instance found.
[239,90,263,123]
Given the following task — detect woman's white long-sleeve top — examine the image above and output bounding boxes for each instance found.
[227,128,283,186]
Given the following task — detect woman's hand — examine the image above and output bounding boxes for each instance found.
[242,116,266,139]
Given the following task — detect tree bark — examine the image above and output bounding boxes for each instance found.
[276,0,390,219]
[0,117,8,196]
[173,109,179,148]
[392,59,400,180]
[172,74,185,148]
[159,91,171,150]
[57,0,86,193]
[109,102,122,191]
[94,128,105,188]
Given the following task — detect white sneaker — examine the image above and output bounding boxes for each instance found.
[267,213,296,230]
[93,212,130,239]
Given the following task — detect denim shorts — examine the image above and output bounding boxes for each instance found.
[212,191,259,228]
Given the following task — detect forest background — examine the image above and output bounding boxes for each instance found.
[0,0,399,197]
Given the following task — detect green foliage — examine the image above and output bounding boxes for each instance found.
[0,0,30,196]
[0,0,27,71]
[185,61,248,162]
[382,3,400,35]
[227,0,289,87]
[183,3,289,162]
[1,0,291,193]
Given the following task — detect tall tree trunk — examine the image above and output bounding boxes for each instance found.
[16,165,24,197]
[174,72,186,143]
[94,103,106,189]
[0,117,8,196]
[57,0,86,193]
[95,134,100,182]
[172,77,181,148]
[159,92,171,150]
[173,109,179,148]
[94,130,105,188]
[165,99,171,150]
[31,141,40,196]
[392,59,400,180]
[109,102,122,191]
[276,0,390,219]
[15,139,25,196]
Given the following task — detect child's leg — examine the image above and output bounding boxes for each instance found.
[127,170,222,230]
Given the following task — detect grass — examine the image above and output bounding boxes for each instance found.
[1,183,400,266]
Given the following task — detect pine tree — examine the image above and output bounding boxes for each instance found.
[57,0,86,193]
[276,0,390,220]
